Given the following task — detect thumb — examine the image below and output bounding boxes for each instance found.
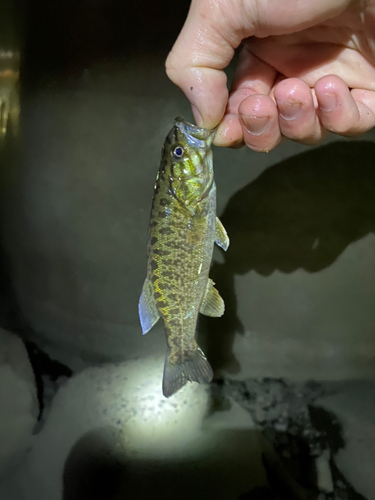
[166,0,252,129]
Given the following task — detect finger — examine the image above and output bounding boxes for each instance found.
[228,48,278,113]
[214,111,245,148]
[239,95,282,152]
[251,0,353,37]
[351,88,375,118]
[215,48,277,147]
[250,39,375,93]
[166,0,255,129]
[274,78,327,144]
[315,75,375,135]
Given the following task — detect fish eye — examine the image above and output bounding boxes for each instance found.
[172,146,184,160]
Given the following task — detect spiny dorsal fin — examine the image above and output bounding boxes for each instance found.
[162,347,213,398]
[200,278,224,317]
[138,278,160,334]
[215,217,230,251]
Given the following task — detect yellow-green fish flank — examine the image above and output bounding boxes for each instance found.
[139,117,229,397]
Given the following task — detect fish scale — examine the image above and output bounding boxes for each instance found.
[139,117,230,397]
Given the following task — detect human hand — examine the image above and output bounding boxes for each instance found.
[166,0,375,152]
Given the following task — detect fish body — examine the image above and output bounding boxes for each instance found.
[139,117,229,397]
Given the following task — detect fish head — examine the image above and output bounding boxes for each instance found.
[161,117,216,208]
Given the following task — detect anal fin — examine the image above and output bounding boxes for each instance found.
[215,217,229,251]
[138,278,160,334]
[200,278,224,317]
[162,347,213,398]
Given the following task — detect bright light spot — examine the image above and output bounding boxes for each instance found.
[117,356,209,459]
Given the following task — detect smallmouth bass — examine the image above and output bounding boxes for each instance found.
[138,117,229,397]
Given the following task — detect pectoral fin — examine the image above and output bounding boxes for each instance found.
[215,217,229,251]
[138,278,160,334]
[200,278,224,317]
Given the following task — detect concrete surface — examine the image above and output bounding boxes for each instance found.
[0,357,266,500]
[316,381,375,500]
[0,328,38,477]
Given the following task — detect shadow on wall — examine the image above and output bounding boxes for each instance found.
[199,140,375,375]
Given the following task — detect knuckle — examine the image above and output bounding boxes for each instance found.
[165,51,180,81]
[280,118,320,143]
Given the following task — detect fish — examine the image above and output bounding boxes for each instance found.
[138,117,229,398]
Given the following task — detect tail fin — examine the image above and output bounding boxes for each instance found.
[162,347,213,398]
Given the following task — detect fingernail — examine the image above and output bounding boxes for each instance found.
[241,115,269,136]
[277,101,302,121]
[317,92,337,112]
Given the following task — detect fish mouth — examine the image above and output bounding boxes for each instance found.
[174,117,217,145]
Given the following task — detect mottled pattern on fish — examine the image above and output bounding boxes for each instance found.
[139,117,229,397]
